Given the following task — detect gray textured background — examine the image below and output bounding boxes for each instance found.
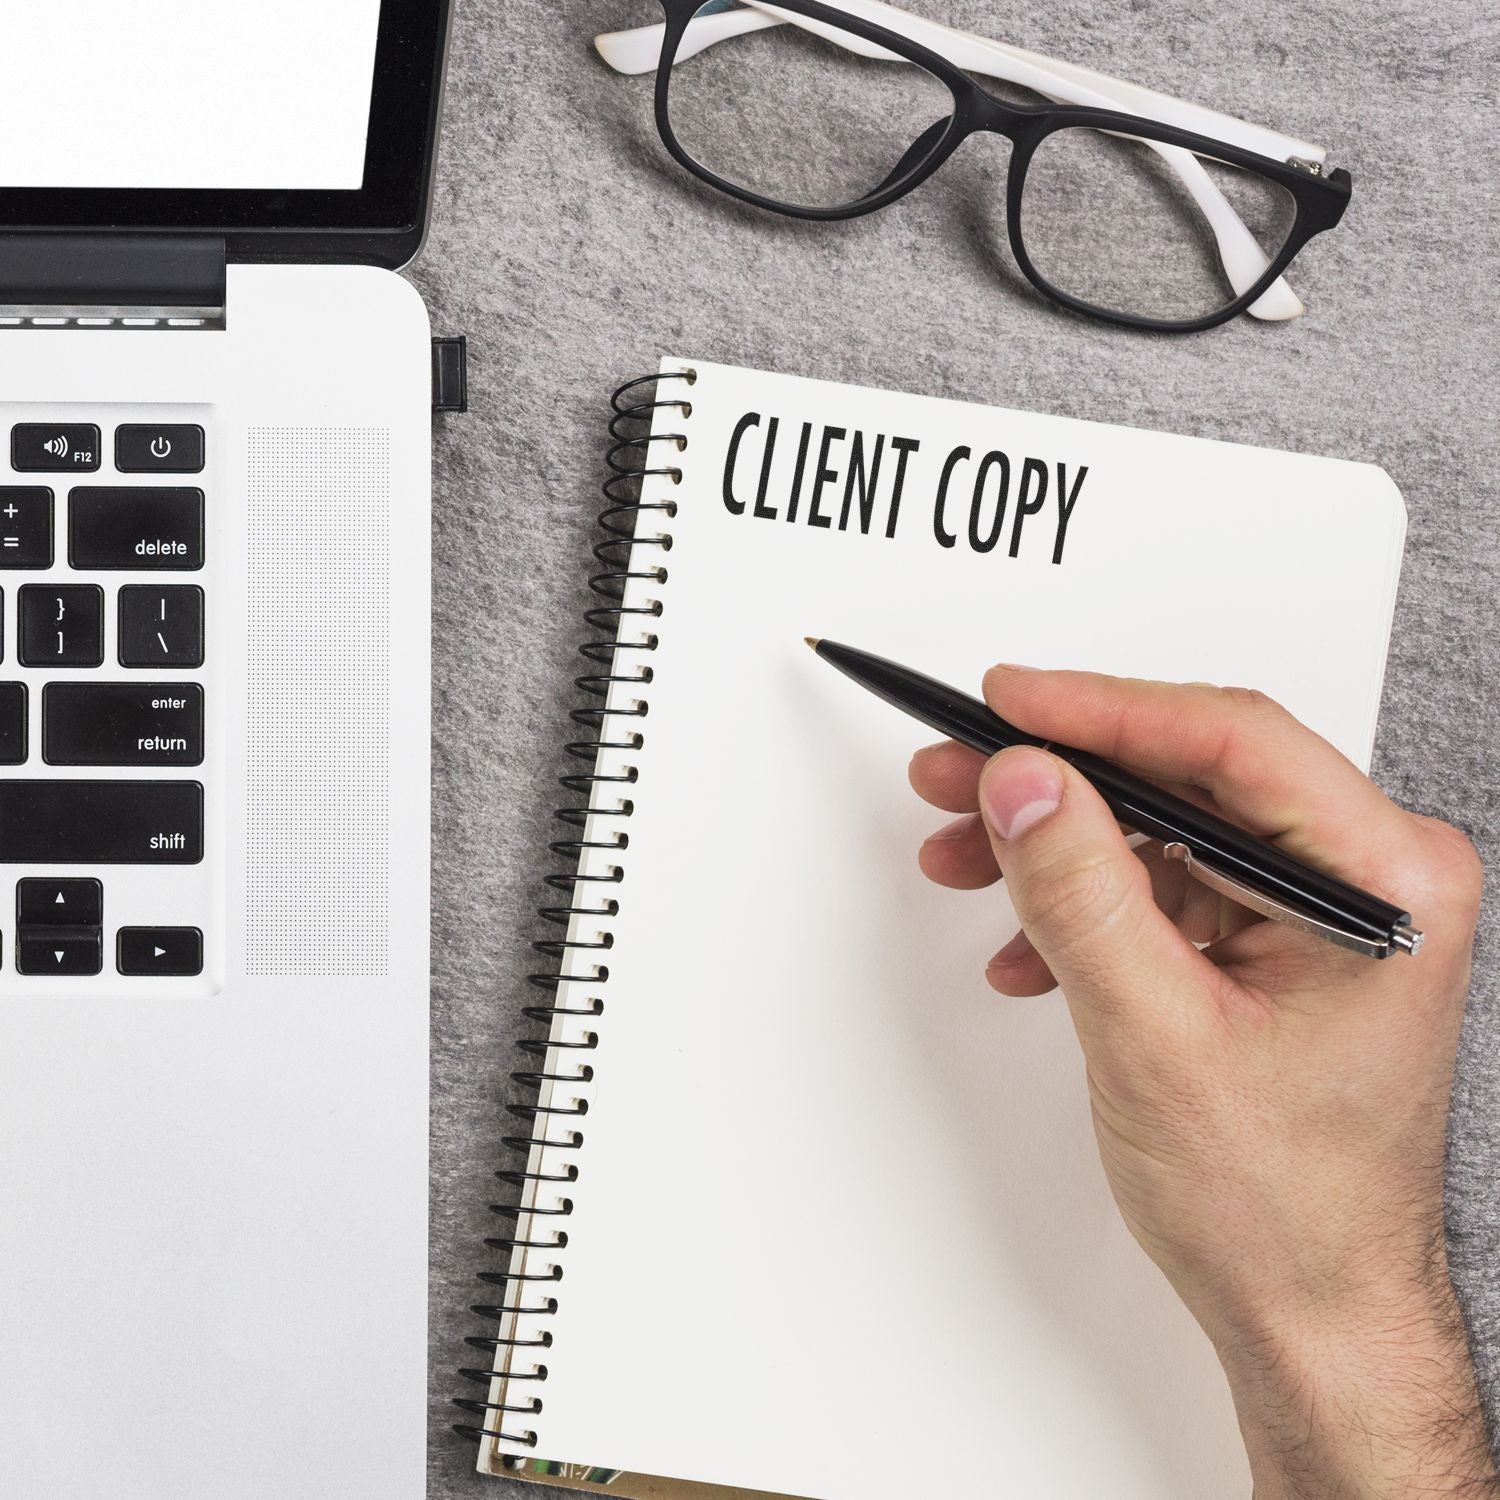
[411,2,1500,1494]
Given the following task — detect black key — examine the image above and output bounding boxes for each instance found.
[19,584,104,667]
[44,682,203,766]
[11,423,100,474]
[0,488,53,568]
[17,930,102,976]
[115,425,205,474]
[18,877,102,926]
[0,780,202,863]
[117,926,202,977]
[118,585,204,668]
[0,682,26,764]
[69,488,203,571]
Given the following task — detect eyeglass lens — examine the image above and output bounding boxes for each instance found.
[665,2,957,212]
[1019,128,1298,323]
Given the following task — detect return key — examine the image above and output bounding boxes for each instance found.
[43,683,203,766]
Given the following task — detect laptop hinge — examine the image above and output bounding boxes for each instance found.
[0,234,226,329]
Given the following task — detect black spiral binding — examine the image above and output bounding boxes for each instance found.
[453,370,695,1460]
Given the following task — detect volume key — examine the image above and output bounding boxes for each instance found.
[11,424,101,473]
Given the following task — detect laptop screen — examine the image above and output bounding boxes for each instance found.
[0,1,382,191]
[0,0,449,265]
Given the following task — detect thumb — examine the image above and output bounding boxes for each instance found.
[977,745,1217,1039]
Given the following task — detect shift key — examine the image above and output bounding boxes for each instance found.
[69,488,203,570]
[0,780,202,863]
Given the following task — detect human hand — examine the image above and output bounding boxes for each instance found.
[910,667,1496,1498]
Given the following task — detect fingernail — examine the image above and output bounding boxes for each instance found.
[980,751,1063,840]
[990,662,1038,672]
[924,812,977,844]
[989,928,1033,967]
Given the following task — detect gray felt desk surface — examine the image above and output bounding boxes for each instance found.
[414,3,1499,1494]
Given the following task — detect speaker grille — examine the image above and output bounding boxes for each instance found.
[246,428,391,977]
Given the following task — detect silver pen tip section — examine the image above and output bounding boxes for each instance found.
[1391,923,1424,956]
[804,636,821,650]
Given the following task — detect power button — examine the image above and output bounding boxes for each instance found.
[115,424,205,474]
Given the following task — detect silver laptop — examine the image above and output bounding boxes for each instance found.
[0,4,451,1495]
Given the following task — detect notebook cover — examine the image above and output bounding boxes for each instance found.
[480,1453,794,1499]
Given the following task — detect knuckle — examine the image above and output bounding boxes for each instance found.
[1428,823,1485,910]
[1207,688,1302,804]
[1216,686,1286,739]
[1212,730,1265,798]
[1218,683,1272,711]
[1023,849,1129,939]
[1217,684,1287,719]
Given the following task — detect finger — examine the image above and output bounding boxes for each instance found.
[976,745,1227,1044]
[917,737,1225,833]
[982,666,1413,886]
[1134,840,1242,945]
[923,809,1246,934]
[1215,895,1264,943]
[985,927,1058,996]
[909,740,986,813]
[1201,915,1362,1003]
[917,812,1000,890]
[1134,839,1190,922]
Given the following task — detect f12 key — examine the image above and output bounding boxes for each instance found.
[11,424,100,473]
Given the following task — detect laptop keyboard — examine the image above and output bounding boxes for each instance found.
[1,405,217,988]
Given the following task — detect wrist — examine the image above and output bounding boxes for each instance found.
[1214,1265,1498,1498]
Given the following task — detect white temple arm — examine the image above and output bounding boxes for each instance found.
[596,0,1325,320]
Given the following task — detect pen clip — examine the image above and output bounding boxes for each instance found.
[1161,842,1399,959]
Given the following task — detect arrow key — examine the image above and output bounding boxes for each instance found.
[18,877,103,927]
[117,926,202,977]
[17,930,102,975]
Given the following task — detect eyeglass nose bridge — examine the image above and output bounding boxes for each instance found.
[840,87,1048,222]
[952,87,1055,153]
[863,91,1025,204]
[902,88,1051,207]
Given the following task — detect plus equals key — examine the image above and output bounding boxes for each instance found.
[0,487,56,570]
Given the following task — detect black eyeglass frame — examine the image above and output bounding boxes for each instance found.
[649,0,1352,332]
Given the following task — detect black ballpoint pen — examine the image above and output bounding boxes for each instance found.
[807,637,1423,960]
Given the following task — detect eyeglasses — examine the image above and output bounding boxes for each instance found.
[595,0,1352,332]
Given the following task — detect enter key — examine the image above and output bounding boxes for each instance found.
[43,683,203,766]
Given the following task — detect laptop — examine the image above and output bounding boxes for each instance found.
[0,4,452,1495]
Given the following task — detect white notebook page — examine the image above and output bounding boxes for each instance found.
[487,359,1406,1498]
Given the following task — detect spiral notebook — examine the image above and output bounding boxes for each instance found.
[459,359,1408,1499]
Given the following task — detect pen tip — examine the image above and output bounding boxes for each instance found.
[804,636,821,651]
